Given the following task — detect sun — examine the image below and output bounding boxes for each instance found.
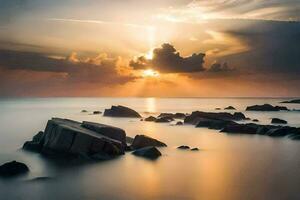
[142,69,159,77]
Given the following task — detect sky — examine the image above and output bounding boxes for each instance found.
[0,0,299,97]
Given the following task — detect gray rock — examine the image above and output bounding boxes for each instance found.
[132,146,162,159]
[0,161,29,177]
[246,104,289,111]
[104,105,141,118]
[131,135,167,149]
[271,118,287,124]
[23,118,126,160]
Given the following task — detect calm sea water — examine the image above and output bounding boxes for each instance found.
[0,97,300,200]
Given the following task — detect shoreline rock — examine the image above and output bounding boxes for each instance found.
[132,146,162,159]
[271,118,288,124]
[104,105,141,118]
[281,99,300,104]
[224,106,236,110]
[0,161,29,177]
[246,104,289,111]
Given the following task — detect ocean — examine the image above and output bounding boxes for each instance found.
[0,97,300,200]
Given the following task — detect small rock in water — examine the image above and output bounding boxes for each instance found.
[252,119,259,122]
[132,146,162,159]
[177,145,190,150]
[131,135,167,149]
[215,108,221,110]
[93,111,102,114]
[191,148,199,151]
[224,106,236,110]
[145,116,157,122]
[176,121,183,125]
[271,118,287,124]
[0,161,29,177]
[104,105,141,118]
[81,110,88,113]
[155,116,173,123]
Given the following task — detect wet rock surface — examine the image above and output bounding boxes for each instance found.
[271,118,288,124]
[131,135,167,149]
[132,146,162,159]
[0,161,29,177]
[104,105,141,118]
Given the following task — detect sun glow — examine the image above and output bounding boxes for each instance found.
[142,69,159,77]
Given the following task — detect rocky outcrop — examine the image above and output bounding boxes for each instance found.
[246,104,289,111]
[224,106,236,110]
[132,146,162,159]
[221,123,259,134]
[104,105,141,118]
[0,161,29,177]
[144,116,157,122]
[271,118,287,124]
[158,113,186,119]
[281,99,300,104]
[196,118,236,130]
[131,135,167,149]
[155,116,174,123]
[184,111,247,125]
[23,118,127,160]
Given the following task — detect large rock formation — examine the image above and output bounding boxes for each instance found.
[104,105,141,118]
[246,104,289,111]
[0,161,29,177]
[184,111,246,125]
[23,118,127,160]
[131,135,167,149]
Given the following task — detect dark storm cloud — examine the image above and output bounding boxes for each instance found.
[208,62,234,73]
[219,19,300,74]
[130,43,205,73]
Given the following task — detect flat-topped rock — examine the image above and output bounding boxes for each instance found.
[281,99,300,104]
[0,161,29,177]
[104,105,141,118]
[131,135,167,149]
[271,118,287,124]
[246,104,289,111]
[184,111,247,125]
[132,146,162,159]
[23,118,126,160]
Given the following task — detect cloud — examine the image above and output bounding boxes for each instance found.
[208,62,234,72]
[130,43,206,73]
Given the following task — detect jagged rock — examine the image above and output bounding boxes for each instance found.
[196,118,236,130]
[271,118,287,124]
[144,116,157,122]
[131,135,167,149]
[224,106,236,110]
[246,104,289,111]
[155,116,174,123]
[0,161,29,177]
[132,146,162,159]
[104,105,141,118]
[281,99,300,104]
[23,118,126,160]
[93,111,102,114]
[177,145,190,149]
[191,148,199,151]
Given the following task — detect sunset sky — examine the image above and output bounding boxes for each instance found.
[0,0,299,97]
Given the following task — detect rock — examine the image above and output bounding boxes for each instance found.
[253,119,259,122]
[196,118,236,130]
[176,121,183,125]
[131,135,167,149]
[246,104,289,111]
[155,116,174,123]
[191,148,199,151]
[266,127,299,137]
[23,131,44,152]
[281,99,300,104]
[144,116,157,122]
[81,110,88,113]
[132,146,162,159]
[215,108,221,110]
[0,161,29,177]
[104,105,141,118]
[271,118,288,124]
[177,145,190,149]
[23,118,126,160]
[93,111,102,114]
[158,113,186,119]
[184,111,247,125]
[233,112,246,120]
[221,123,259,134]
[224,106,236,110]
[126,136,134,144]
[26,176,53,182]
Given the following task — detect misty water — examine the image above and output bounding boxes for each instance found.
[0,98,300,200]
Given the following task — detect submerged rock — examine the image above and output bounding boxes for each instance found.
[271,118,288,124]
[23,118,127,161]
[221,123,259,134]
[252,119,259,122]
[158,113,186,119]
[224,106,236,110]
[281,99,300,104]
[176,121,184,125]
[132,146,162,159]
[177,145,190,149]
[0,161,29,177]
[104,105,141,118]
[81,110,88,113]
[93,111,102,115]
[191,148,199,151]
[246,104,289,111]
[131,135,167,149]
[144,116,157,122]
[155,116,174,123]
